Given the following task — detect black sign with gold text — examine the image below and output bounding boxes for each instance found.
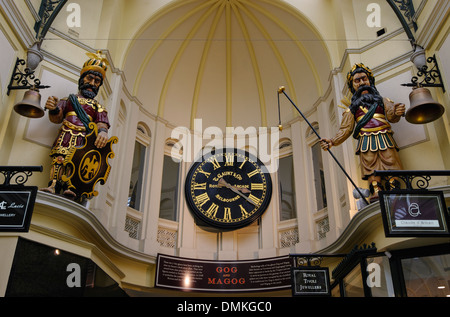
[291,267,330,296]
[155,254,293,292]
[0,186,37,232]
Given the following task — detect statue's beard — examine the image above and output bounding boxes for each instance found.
[350,85,383,114]
[79,83,98,99]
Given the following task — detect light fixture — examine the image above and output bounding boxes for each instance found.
[26,41,44,71]
[8,0,70,117]
[410,45,426,70]
[386,0,446,124]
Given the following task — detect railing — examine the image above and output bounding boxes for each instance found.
[374,170,450,190]
[0,166,43,186]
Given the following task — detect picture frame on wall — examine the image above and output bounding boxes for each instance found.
[0,186,37,232]
[379,190,450,237]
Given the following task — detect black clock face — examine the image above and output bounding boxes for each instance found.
[185,148,272,230]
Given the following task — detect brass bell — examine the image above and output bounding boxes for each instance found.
[13,88,45,118]
[405,87,445,124]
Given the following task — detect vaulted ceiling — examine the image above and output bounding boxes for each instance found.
[123,0,331,130]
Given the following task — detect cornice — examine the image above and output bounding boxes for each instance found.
[34,191,157,265]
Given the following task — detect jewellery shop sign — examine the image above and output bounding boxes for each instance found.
[0,186,37,232]
[155,254,293,293]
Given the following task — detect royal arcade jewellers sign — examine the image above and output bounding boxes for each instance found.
[155,254,294,293]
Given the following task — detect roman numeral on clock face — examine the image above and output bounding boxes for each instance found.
[195,192,210,207]
[247,169,259,178]
[206,203,219,218]
[193,182,207,190]
[251,183,264,190]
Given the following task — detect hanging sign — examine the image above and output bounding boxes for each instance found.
[0,186,37,232]
[155,254,293,292]
[291,267,330,296]
[379,190,450,237]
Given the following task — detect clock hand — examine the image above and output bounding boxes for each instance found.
[218,178,250,193]
[218,178,257,206]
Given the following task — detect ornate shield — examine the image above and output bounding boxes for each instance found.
[62,122,118,200]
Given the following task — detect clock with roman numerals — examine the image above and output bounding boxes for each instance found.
[185,148,272,230]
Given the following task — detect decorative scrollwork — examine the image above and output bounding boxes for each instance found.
[7,58,50,95]
[35,0,68,41]
[375,170,450,191]
[409,55,445,91]
[293,256,323,267]
[393,0,416,23]
[0,166,43,186]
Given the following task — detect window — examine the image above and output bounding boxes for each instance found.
[278,155,297,221]
[401,254,450,297]
[128,141,146,211]
[367,256,395,297]
[311,142,327,211]
[342,265,364,297]
[159,155,180,221]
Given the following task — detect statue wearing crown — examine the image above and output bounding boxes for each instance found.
[41,51,117,200]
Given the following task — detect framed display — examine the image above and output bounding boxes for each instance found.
[0,186,37,232]
[291,266,330,296]
[379,190,450,237]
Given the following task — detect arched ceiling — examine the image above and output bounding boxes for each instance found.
[123,0,331,130]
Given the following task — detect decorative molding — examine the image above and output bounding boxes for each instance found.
[415,0,450,49]
[34,191,157,264]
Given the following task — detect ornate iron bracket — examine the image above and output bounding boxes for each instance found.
[0,166,43,186]
[34,0,68,41]
[290,252,348,269]
[374,170,450,191]
[392,0,417,31]
[401,54,446,93]
[292,255,324,267]
[7,58,50,95]
[386,0,417,46]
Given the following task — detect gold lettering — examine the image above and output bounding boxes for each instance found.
[247,169,259,178]
[195,192,210,207]
[251,183,264,191]
[197,167,211,178]
[193,182,207,190]
[225,153,234,166]
[211,157,221,170]
[206,203,219,218]
[239,204,249,217]
[239,158,248,169]
[224,207,232,221]
[248,194,260,205]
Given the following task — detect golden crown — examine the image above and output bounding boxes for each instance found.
[346,63,374,91]
[81,50,109,78]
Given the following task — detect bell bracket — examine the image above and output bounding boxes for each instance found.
[401,54,446,93]
[7,58,50,96]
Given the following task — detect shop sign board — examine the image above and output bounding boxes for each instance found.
[0,186,37,232]
[291,267,330,296]
[155,254,293,292]
[379,190,450,237]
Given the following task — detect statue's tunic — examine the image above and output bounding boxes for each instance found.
[330,98,403,179]
[50,95,109,157]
